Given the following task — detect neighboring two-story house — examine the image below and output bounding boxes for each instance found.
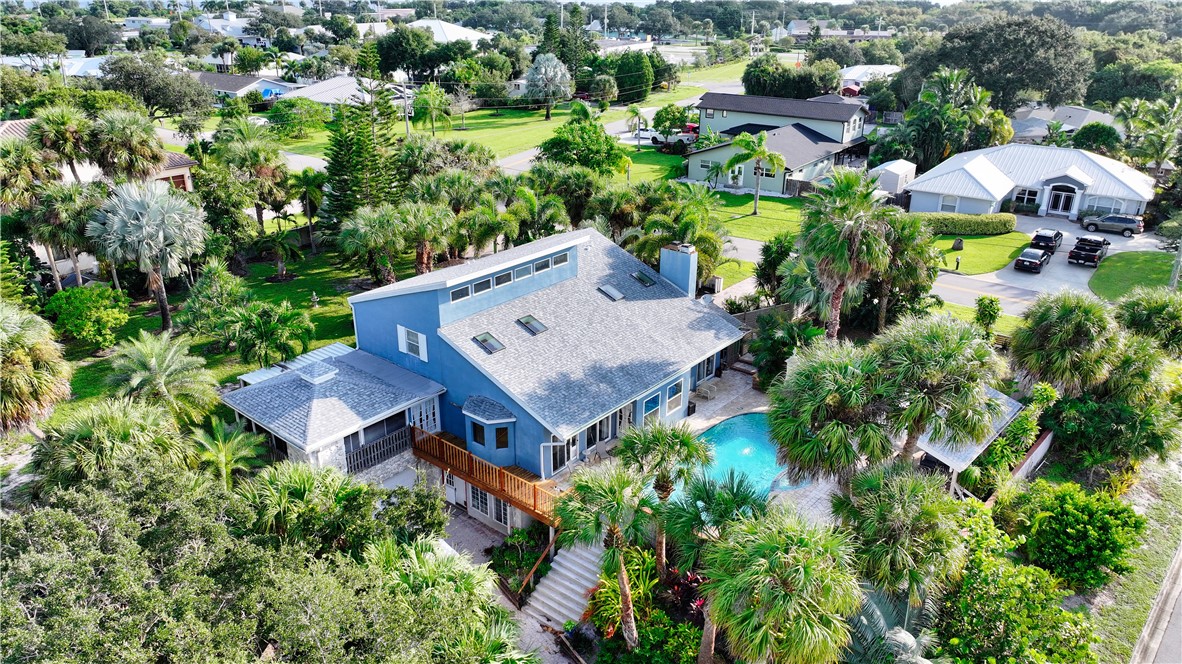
[686,92,871,196]
[221,229,745,533]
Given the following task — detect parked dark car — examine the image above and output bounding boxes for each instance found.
[1083,214,1144,237]
[1067,235,1111,267]
[1014,247,1052,273]
[1030,228,1064,253]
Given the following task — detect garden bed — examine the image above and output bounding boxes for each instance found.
[485,522,553,603]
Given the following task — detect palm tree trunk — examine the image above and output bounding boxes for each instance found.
[68,160,81,183]
[825,282,846,339]
[255,203,266,233]
[698,597,716,664]
[752,162,761,215]
[277,257,286,278]
[67,249,84,287]
[154,266,172,331]
[45,245,63,292]
[416,242,431,274]
[655,525,667,579]
[876,279,891,333]
[545,103,553,121]
[618,558,640,650]
[108,261,121,291]
[900,425,924,464]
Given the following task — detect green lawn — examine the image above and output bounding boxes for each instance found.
[278,127,332,157]
[712,192,804,242]
[639,84,708,108]
[1089,251,1174,300]
[617,147,683,182]
[681,60,750,86]
[714,259,755,289]
[935,232,1030,275]
[938,301,1023,337]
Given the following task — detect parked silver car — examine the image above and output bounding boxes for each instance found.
[1082,214,1144,237]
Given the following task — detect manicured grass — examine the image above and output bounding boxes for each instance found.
[681,60,750,86]
[712,192,804,242]
[1089,251,1174,300]
[714,259,755,289]
[934,232,1030,275]
[278,127,332,157]
[639,84,708,108]
[407,106,603,158]
[617,147,684,182]
[938,301,1023,337]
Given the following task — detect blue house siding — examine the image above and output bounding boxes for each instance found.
[352,291,444,384]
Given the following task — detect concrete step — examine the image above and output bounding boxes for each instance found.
[524,543,604,626]
[730,360,757,376]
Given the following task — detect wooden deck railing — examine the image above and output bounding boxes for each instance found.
[346,427,413,473]
[410,427,560,523]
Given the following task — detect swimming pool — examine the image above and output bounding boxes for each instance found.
[699,413,811,494]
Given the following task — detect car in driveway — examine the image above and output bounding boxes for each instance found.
[635,127,696,145]
[1014,247,1052,273]
[1067,235,1111,267]
[1082,214,1144,237]
[1030,228,1064,253]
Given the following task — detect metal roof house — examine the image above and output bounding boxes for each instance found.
[221,229,744,532]
[905,144,1155,220]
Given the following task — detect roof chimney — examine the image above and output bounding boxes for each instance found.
[659,243,698,297]
[222,11,235,20]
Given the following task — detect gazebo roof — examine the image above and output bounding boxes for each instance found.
[916,388,1025,473]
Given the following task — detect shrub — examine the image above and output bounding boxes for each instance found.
[722,293,760,314]
[967,383,1058,495]
[748,310,824,390]
[378,473,449,544]
[269,97,332,139]
[973,295,1002,340]
[902,212,1017,235]
[587,547,658,638]
[1116,287,1182,356]
[487,522,551,592]
[1019,480,1146,590]
[43,285,130,349]
[597,608,700,664]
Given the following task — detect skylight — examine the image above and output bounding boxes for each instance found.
[632,271,656,287]
[517,315,547,335]
[599,285,625,301]
[474,332,505,354]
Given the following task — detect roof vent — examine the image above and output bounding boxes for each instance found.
[295,360,338,384]
[598,285,625,301]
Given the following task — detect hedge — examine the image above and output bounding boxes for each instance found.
[902,212,1017,236]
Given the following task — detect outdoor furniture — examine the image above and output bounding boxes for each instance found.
[695,382,718,400]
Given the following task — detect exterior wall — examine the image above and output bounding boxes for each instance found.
[908,191,998,215]
[695,108,849,143]
[438,246,577,325]
[688,146,834,194]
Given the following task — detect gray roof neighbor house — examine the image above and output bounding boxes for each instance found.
[689,122,849,170]
[435,230,745,438]
[697,92,868,122]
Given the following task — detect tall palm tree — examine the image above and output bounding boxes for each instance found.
[0,301,71,433]
[87,181,207,331]
[630,185,728,284]
[831,463,966,612]
[413,82,453,136]
[616,423,712,578]
[29,181,104,289]
[723,131,788,215]
[252,230,304,279]
[28,105,91,183]
[845,586,942,664]
[502,186,569,244]
[460,194,518,255]
[483,172,523,207]
[768,341,895,487]
[0,137,60,211]
[397,202,456,275]
[225,300,314,368]
[588,185,640,242]
[338,203,406,285]
[625,104,647,150]
[874,315,1007,461]
[554,462,656,651]
[193,416,266,490]
[699,504,862,664]
[87,110,166,180]
[875,213,942,333]
[288,167,326,253]
[29,398,184,495]
[107,330,219,424]
[1010,290,1120,396]
[525,161,603,226]
[664,471,769,664]
[798,167,892,339]
[213,135,289,231]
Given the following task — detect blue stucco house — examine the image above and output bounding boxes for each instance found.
[222,229,745,532]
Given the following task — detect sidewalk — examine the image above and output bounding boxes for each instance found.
[1133,541,1182,663]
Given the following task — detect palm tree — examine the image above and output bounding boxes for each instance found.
[225,300,314,367]
[664,471,769,664]
[212,38,239,69]
[768,341,895,487]
[568,99,595,124]
[193,416,266,490]
[252,230,304,279]
[1010,290,1119,396]
[213,135,289,231]
[554,462,656,651]
[26,181,103,290]
[831,463,966,612]
[338,203,406,285]
[28,105,91,183]
[845,586,942,664]
[413,82,453,136]
[107,330,219,424]
[705,160,727,189]
[0,137,60,211]
[875,214,942,333]
[396,202,456,274]
[616,423,712,578]
[874,315,1007,461]
[460,194,518,255]
[798,167,892,339]
[87,110,166,180]
[483,172,523,207]
[630,185,728,283]
[0,301,71,433]
[502,186,569,244]
[87,181,207,331]
[29,398,184,495]
[699,504,862,664]
[723,131,788,215]
[625,104,647,150]
[588,185,640,242]
[288,167,326,252]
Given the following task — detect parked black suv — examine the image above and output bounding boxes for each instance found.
[1083,214,1144,237]
[1030,228,1064,253]
[1067,235,1111,267]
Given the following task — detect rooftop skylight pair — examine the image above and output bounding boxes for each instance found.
[473,315,547,354]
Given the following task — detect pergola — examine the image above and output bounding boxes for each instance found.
[915,387,1025,498]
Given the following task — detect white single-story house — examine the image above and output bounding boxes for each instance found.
[282,75,413,106]
[838,64,901,90]
[1010,105,1122,144]
[195,12,269,47]
[905,144,1155,219]
[407,18,490,44]
[869,159,916,194]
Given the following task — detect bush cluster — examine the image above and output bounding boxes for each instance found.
[902,212,1017,236]
[43,285,130,349]
[597,609,700,664]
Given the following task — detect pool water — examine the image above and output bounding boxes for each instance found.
[699,413,812,494]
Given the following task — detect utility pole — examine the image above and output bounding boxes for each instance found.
[750,11,755,35]
[603,5,608,39]
[404,92,412,138]
[560,4,564,29]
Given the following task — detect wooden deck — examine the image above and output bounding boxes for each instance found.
[411,427,561,524]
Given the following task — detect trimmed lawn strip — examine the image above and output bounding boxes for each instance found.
[681,60,750,85]
[938,301,1023,337]
[616,147,683,182]
[714,259,755,290]
[1089,251,1173,300]
[935,232,1029,275]
[712,192,804,242]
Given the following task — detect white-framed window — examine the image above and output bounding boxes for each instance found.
[666,380,684,414]
[534,257,551,273]
[643,393,661,424]
[472,278,492,295]
[551,434,578,472]
[471,486,489,515]
[344,431,361,453]
[588,415,612,445]
[515,264,533,280]
[494,497,510,525]
[704,108,715,118]
[721,110,728,118]
[397,325,428,361]
[939,195,958,213]
[450,286,470,302]
[1087,196,1121,215]
[754,165,777,177]
[1014,189,1038,206]
[552,252,569,267]
[495,271,513,287]
[700,159,718,170]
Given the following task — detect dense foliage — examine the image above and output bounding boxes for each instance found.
[43,284,128,349]
[900,212,1016,236]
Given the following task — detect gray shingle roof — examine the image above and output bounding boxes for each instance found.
[221,349,444,449]
[698,92,867,122]
[463,395,516,422]
[720,122,781,136]
[690,123,849,170]
[438,230,745,438]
